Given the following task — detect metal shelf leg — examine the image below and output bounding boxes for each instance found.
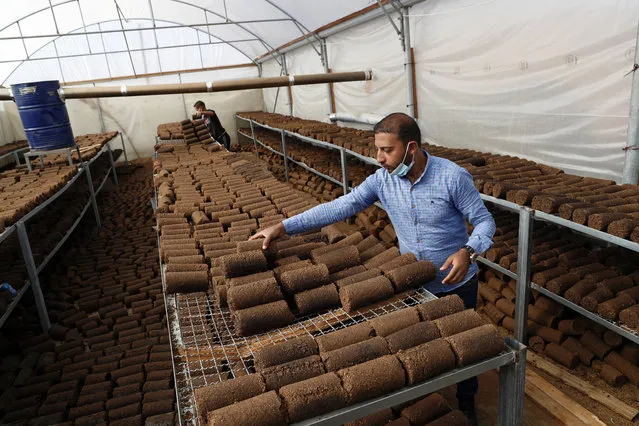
[281,130,289,182]
[13,151,20,165]
[85,166,102,228]
[340,148,349,195]
[249,120,258,157]
[515,207,534,343]
[498,338,527,426]
[119,132,129,164]
[16,221,51,333]
[107,143,119,185]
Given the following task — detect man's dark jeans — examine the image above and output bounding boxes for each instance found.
[435,274,479,401]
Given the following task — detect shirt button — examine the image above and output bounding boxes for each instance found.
[411,204,415,208]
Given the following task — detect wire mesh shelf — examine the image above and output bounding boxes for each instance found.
[167,281,436,425]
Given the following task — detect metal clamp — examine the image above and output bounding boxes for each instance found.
[206,81,213,92]
[120,85,128,95]
[289,74,295,85]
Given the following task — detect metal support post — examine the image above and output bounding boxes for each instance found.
[498,338,527,426]
[622,20,639,184]
[249,120,258,157]
[514,207,533,343]
[234,115,239,148]
[85,166,102,228]
[119,132,129,164]
[107,143,119,185]
[67,150,73,166]
[12,151,20,165]
[403,7,415,118]
[95,90,107,133]
[340,148,349,195]
[16,221,51,333]
[281,130,289,181]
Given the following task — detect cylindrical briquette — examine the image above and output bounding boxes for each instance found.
[386,260,437,292]
[165,263,209,273]
[400,393,450,425]
[604,351,639,385]
[329,265,368,282]
[337,355,406,404]
[294,284,340,315]
[356,235,380,253]
[417,295,465,321]
[580,287,614,312]
[233,300,295,337]
[218,250,267,278]
[397,338,456,385]
[544,342,579,369]
[434,309,485,337]
[321,336,390,372]
[360,243,386,262]
[274,260,313,280]
[377,252,417,274]
[168,255,204,264]
[277,242,326,260]
[193,374,266,423]
[261,355,325,390]
[228,271,275,287]
[227,278,283,310]
[381,321,439,353]
[280,264,330,294]
[557,319,586,336]
[564,280,598,304]
[368,307,420,337]
[579,331,612,359]
[445,324,505,366]
[165,271,209,294]
[528,336,545,353]
[527,305,556,327]
[207,390,285,426]
[215,284,228,307]
[340,276,395,312]
[593,361,627,386]
[619,304,639,328]
[596,276,634,293]
[482,303,506,325]
[344,409,394,426]
[535,326,564,345]
[364,247,400,269]
[479,285,502,304]
[597,294,635,321]
[311,245,360,274]
[495,298,516,317]
[253,335,318,371]
[335,269,382,289]
[315,322,375,353]
[321,224,346,243]
[278,373,348,423]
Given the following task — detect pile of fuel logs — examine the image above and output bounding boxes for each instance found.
[0,160,176,425]
[153,145,413,337]
[181,119,214,145]
[157,122,184,140]
[478,210,639,390]
[238,112,639,243]
[194,295,501,425]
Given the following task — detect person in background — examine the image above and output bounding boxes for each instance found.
[250,112,496,425]
[192,100,230,150]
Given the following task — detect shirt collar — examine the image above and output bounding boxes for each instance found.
[410,148,431,186]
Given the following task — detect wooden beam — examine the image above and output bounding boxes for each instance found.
[62,63,257,86]
[525,369,606,425]
[528,352,638,421]
[410,47,418,119]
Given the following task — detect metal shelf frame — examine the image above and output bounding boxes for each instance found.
[237,113,639,344]
[0,139,120,333]
[0,146,29,167]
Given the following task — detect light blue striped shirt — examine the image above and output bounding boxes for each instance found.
[282,152,496,294]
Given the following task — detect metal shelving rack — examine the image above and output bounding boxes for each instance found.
[0,146,29,168]
[0,138,123,333]
[153,122,529,425]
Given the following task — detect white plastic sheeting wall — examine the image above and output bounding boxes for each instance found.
[262,1,639,182]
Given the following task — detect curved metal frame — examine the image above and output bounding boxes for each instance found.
[1,16,261,85]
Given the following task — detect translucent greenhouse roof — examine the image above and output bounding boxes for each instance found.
[0,0,376,85]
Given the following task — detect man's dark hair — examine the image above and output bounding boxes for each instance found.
[373,112,421,147]
[193,100,205,109]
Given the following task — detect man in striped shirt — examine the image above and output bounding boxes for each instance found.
[251,113,496,423]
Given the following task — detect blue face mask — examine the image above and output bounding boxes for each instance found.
[390,141,416,177]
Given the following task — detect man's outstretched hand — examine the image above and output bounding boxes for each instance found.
[440,248,471,284]
[249,222,286,249]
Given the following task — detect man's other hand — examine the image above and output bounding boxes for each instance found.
[440,248,470,284]
[249,222,286,249]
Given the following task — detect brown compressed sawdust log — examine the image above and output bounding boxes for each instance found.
[228,271,275,287]
[280,264,330,294]
[417,295,465,321]
[397,339,456,385]
[261,355,325,390]
[253,335,318,371]
[495,298,515,317]
[545,342,579,369]
[597,294,635,321]
[564,279,598,305]
[364,247,401,269]
[529,336,545,353]
[581,287,614,312]
[482,303,506,325]
[384,321,441,353]
[165,271,209,293]
[321,336,390,372]
[315,322,375,353]
[580,331,612,359]
[378,252,418,274]
[605,351,639,385]
[344,409,393,426]
[337,355,406,404]
[557,319,587,336]
[445,324,505,366]
[385,260,436,292]
[227,278,283,310]
[328,265,367,282]
[194,374,266,422]
[339,276,394,313]
[321,224,345,243]
[587,212,630,231]
[546,273,581,295]
[278,373,348,423]
[368,307,420,337]
[608,219,638,238]
[335,269,382,289]
[479,285,502,304]
[233,300,295,337]
[532,266,568,287]
[619,305,639,329]
[218,250,267,278]
[311,245,360,274]
[527,305,556,328]
[592,361,627,387]
[294,284,340,315]
[207,390,285,426]
[400,393,450,425]
[433,309,486,337]
[274,260,313,280]
[597,276,634,294]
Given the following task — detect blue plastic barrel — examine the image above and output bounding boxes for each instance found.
[11,80,75,151]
